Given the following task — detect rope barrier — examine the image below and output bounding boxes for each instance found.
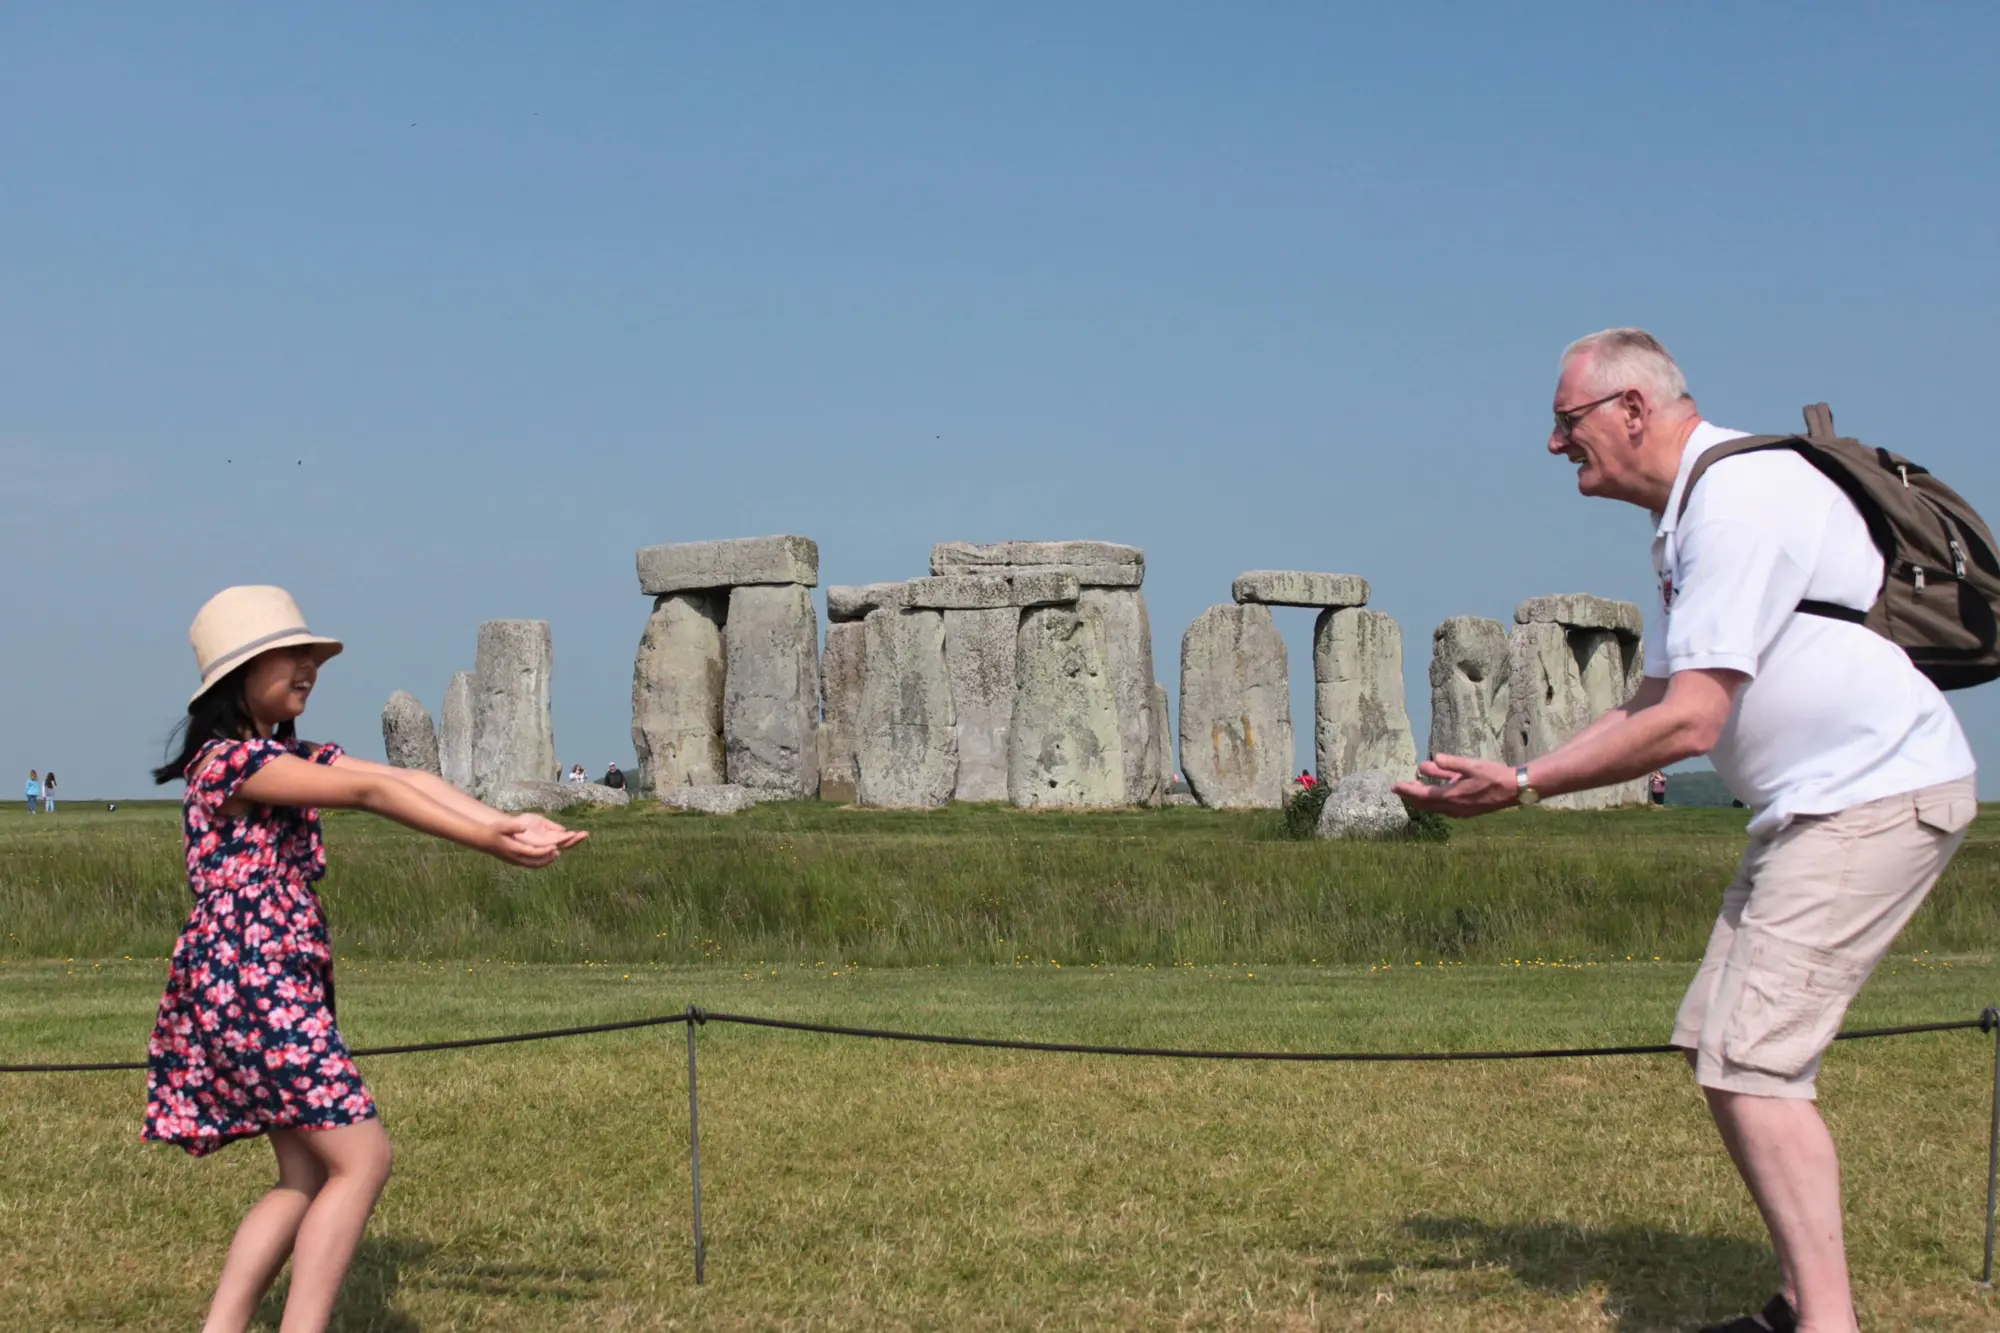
[5,1002,1997,1288]
[3,1005,1988,1075]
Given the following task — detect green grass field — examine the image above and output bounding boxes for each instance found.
[4,804,1999,1329]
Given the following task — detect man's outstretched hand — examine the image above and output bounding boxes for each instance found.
[1392,755,1520,819]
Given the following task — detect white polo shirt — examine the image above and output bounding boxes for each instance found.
[1647,421,1974,833]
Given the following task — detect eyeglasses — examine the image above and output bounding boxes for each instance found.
[1552,390,1628,441]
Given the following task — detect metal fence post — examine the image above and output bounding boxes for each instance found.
[692,1000,708,1280]
[1983,1007,2000,1287]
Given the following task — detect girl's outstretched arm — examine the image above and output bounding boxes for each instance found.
[326,755,586,850]
[232,755,580,868]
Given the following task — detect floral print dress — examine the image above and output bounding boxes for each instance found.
[144,737,376,1156]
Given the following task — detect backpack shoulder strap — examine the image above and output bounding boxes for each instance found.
[1674,433,1797,524]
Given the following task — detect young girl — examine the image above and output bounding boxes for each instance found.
[144,585,586,1333]
[41,771,55,813]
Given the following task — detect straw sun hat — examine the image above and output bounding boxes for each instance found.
[187,586,344,705]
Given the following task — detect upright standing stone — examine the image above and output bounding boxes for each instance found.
[1150,682,1173,792]
[1314,608,1418,784]
[381,691,442,776]
[1507,596,1647,809]
[943,607,1019,803]
[854,608,958,808]
[440,671,475,792]
[1428,617,1511,763]
[1080,588,1160,805]
[631,592,726,792]
[1178,605,1292,810]
[724,584,820,797]
[818,620,866,799]
[472,620,556,800]
[1009,605,1125,808]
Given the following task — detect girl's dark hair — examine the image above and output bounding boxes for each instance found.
[152,664,296,785]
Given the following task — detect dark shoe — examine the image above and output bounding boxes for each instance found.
[1699,1294,1797,1333]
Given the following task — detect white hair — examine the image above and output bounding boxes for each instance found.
[1560,328,1691,408]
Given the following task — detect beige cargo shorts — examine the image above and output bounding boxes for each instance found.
[1673,777,1978,1099]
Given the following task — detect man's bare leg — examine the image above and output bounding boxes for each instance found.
[1705,1086,1857,1333]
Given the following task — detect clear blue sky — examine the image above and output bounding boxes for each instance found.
[6,3,1998,799]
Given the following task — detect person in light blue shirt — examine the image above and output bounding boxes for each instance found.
[25,770,41,814]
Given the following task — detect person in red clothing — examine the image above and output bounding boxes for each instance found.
[145,586,587,1333]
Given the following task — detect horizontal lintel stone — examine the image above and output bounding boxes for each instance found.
[826,582,909,622]
[931,561,1142,588]
[636,534,818,596]
[1232,571,1370,608]
[902,571,1081,610]
[1514,593,1643,636]
[930,540,1143,573]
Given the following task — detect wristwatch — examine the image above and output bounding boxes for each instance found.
[1515,766,1542,808]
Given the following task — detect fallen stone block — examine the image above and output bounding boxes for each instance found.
[658,784,764,815]
[637,534,819,596]
[1231,571,1371,609]
[488,780,630,813]
[1315,770,1410,840]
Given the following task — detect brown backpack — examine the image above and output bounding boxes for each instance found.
[1678,403,2000,689]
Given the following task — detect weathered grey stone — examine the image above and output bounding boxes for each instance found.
[1080,588,1159,806]
[1515,594,1644,637]
[931,561,1143,588]
[1178,604,1292,810]
[488,780,629,813]
[724,584,821,797]
[1163,792,1201,808]
[827,582,908,622]
[472,620,556,799]
[854,609,958,808]
[381,690,441,776]
[818,620,866,795]
[1008,606,1125,808]
[1149,682,1173,804]
[630,592,726,794]
[440,672,475,792]
[637,534,818,596]
[944,607,1019,803]
[1428,617,1511,763]
[1315,770,1410,840]
[1505,621,1646,810]
[659,783,763,815]
[931,540,1143,572]
[901,571,1081,610]
[1313,608,1418,784]
[1232,571,1371,609]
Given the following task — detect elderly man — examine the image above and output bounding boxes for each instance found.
[1397,328,1977,1333]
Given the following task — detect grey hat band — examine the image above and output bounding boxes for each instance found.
[201,624,316,680]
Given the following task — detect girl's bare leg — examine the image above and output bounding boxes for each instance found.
[278,1118,393,1333]
[201,1131,328,1333]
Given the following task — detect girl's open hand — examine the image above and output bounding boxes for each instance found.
[508,813,590,851]
[486,815,588,867]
